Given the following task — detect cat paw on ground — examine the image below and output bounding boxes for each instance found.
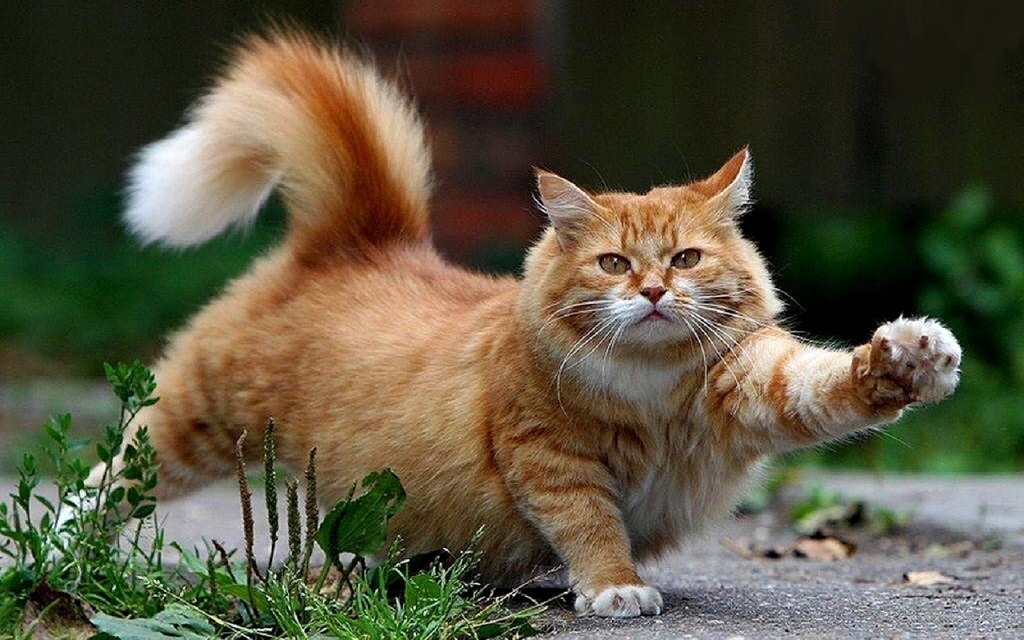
[574,584,663,617]
[853,317,961,407]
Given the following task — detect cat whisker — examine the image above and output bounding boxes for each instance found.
[554,319,620,413]
[687,313,744,390]
[697,288,759,300]
[553,316,620,413]
[679,315,710,396]
[688,306,773,365]
[600,320,628,380]
[774,285,805,311]
[572,318,624,372]
[692,302,772,329]
[540,300,614,331]
[689,310,760,374]
[541,298,609,312]
[686,308,765,400]
[868,425,913,449]
[694,301,769,321]
[698,287,761,299]
[540,307,611,332]
[540,299,612,317]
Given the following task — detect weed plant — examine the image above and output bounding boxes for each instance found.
[0,362,546,639]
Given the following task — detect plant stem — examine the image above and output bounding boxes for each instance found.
[286,479,301,570]
[263,418,279,571]
[234,430,260,614]
[301,448,318,576]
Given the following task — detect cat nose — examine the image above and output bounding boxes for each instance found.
[640,286,667,303]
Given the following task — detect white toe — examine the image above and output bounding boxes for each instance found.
[578,584,663,617]
[881,317,961,403]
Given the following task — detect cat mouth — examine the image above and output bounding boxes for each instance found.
[643,310,668,322]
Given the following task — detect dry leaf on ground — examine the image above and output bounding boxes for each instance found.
[19,581,96,640]
[792,536,855,561]
[722,535,855,561]
[904,570,955,586]
[925,541,975,559]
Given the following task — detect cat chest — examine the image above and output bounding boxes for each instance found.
[620,452,749,549]
[575,357,683,416]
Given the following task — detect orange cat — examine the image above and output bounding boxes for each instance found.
[98,33,961,617]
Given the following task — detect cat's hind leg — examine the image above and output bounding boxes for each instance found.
[65,363,249,539]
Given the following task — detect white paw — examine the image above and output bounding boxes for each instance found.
[855,317,962,406]
[574,584,663,617]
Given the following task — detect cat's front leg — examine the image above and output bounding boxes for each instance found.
[708,317,961,454]
[530,487,663,618]
[500,441,662,617]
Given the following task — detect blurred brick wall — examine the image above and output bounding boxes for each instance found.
[343,0,551,266]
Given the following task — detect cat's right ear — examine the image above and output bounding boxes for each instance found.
[692,147,753,221]
[535,170,600,249]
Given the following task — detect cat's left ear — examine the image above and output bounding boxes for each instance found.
[535,169,601,249]
[695,147,753,220]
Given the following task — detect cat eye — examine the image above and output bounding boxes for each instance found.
[598,253,631,275]
[671,248,702,269]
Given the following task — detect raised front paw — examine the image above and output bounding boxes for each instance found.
[574,584,663,617]
[852,317,961,407]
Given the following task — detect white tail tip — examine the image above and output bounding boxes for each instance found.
[124,124,276,247]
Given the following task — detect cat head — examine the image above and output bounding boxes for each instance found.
[523,148,782,357]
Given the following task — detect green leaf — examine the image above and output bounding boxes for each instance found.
[67,437,91,452]
[0,567,38,598]
[35,494,55,513]
[404,572,443,610]
[218,583,269,610]
[475,620,542,639]
[91,604,215,639]
[168,544,206,576]
[316,469,406,563]
[131,504,156,520]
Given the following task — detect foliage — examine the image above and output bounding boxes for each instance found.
[0,360,168,634]
[314,543,542,640]
[905,186,1024,470]
[0,198,285,375]
[92,605,215,639]
[781,187,1024,471]
[317,470,406,566]
[788,484,908,536]
[0,362,546,639]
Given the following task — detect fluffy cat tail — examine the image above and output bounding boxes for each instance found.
[124,32,432,260]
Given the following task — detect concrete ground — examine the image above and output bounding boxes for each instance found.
[2,472,1022,638]
[539,473,1024,639]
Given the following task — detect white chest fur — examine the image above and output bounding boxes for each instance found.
[621,450,754,554]
[573,355,681,417]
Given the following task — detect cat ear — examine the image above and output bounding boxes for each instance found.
[535,169,600,248]
[696,147,753,219]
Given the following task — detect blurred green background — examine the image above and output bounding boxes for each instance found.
[1,2,1022,472]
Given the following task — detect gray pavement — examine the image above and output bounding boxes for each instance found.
[3,473,1022,638]
[539,473,1024,639]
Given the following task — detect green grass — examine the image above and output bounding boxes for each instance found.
[1,362,546,639]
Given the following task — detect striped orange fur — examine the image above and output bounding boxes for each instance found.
[94,32,962,617]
